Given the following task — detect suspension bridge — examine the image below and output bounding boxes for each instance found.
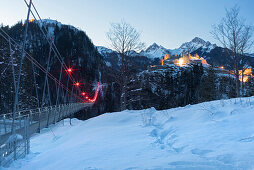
[0,0,100,167]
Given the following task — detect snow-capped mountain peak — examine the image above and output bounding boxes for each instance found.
[145,43,160,52]
[140,43,169,59]
[179,37,216,53]
[96,46,114,55]
[140,37,217,59]
[97,37,217,60]
[191,37,207,45]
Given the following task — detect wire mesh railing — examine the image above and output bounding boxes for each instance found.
[0,103,92,168]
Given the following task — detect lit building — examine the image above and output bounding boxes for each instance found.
[161,52,208,67]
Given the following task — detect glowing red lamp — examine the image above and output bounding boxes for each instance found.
[65,66,73,74]
[75,82,80,86]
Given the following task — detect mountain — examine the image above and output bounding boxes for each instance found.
[139,43,170,59]
[99,37,216,60]
[192,46,254,69]
[97,37,216,60]
[0,20,122,117]
[96,46,114,57]
[178,37,216,54]
[139,37,216,59]
[96,45,159,72]
[98,37,254,70]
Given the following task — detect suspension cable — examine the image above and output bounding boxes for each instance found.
[0,28,83,101]
[26,0,99,102]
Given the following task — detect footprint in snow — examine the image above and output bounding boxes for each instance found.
[239,136,254,142]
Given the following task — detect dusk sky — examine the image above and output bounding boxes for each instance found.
[1,0,253,52]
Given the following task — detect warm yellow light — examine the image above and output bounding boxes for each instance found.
[240,76,249,83]
[161,59,164,66]
[189,54,199,60]
[201,58,208,65]
[164,54,170,60]
[29,19,35,23]
[179,58,184,66]
[241,68,252,76]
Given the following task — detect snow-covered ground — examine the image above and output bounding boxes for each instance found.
[8,97,254,170]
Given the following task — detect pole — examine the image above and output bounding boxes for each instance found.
[70,84,74,103]
[42,37,53,106]
[12,0,32,134]
[64,74,70,103]
[31,61,40,107]
[46,77,52,106]
[56,64,63,105]
[8,38,16,92]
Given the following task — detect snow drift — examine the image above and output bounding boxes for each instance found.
[8,96,254,169]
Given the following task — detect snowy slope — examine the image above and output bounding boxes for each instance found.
[166,37,217,56]
[247,53,254,58]
[96,46,114,57]
[179,37,216,53]
[139,43,170,59]
[9,97,254,169]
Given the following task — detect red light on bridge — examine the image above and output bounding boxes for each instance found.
[82,92,86,96]
[65,66,73,74]
[75,82,80,86]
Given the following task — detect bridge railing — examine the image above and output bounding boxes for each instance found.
[0,102,92,167]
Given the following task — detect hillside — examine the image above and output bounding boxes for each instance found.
[8,96,254,169]
[0,20,118,117]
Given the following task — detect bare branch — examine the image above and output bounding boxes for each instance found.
[106,20,145,110]
[211,5,253,97]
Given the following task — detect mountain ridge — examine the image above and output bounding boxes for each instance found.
[97,37,217,60]
[97,37,254,69]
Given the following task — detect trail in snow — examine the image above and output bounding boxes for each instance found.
[7,97,254,170]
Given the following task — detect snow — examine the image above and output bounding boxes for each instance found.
[96,46,114,55]
[98,37,217,60]
[35,19,63,38]
[168,48,183,56]
[8,96,254,169]
[139,37,217,59]
[105,61,111,67]
[38,19,62,28]
[6,134,23,143]
[178,37,216,54]
[140,43,169,59]
[47,27,55,37]
[247,53,254,58]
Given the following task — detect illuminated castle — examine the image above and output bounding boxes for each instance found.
[161,52,208,67]
[149,52,253,83]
